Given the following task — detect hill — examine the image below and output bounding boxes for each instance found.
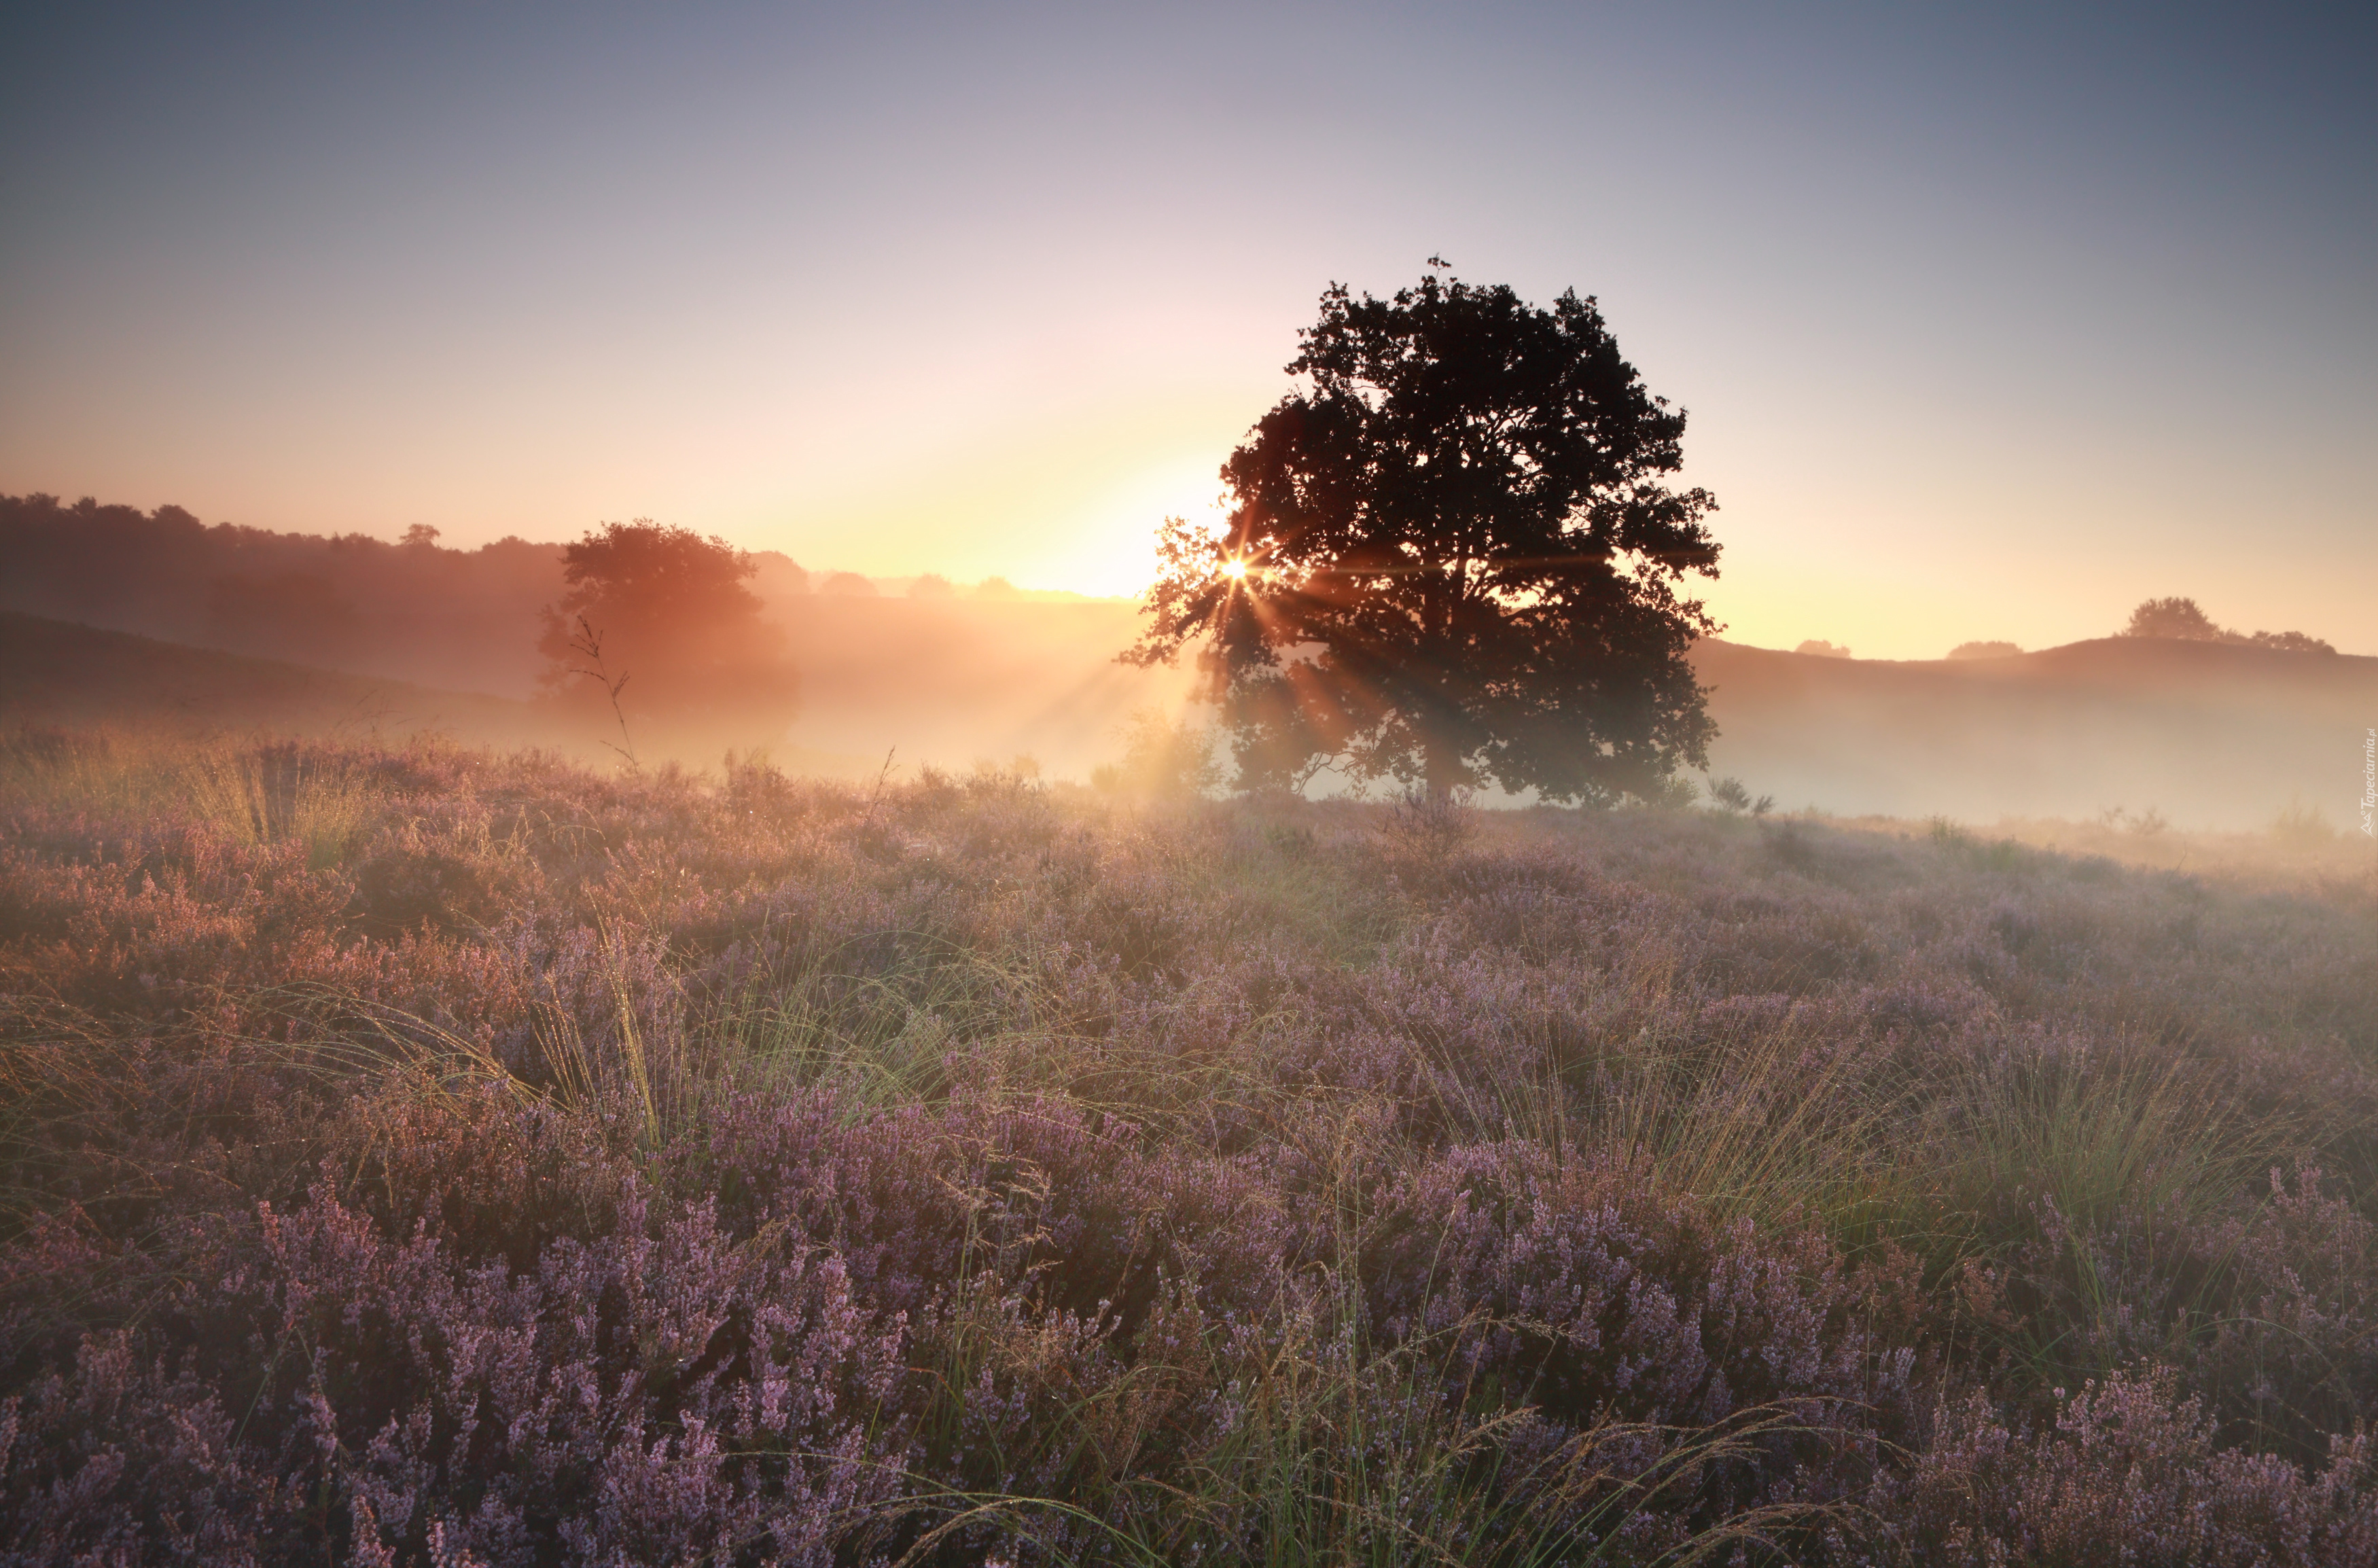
[0,610,550,741]
[7,600,2371,831]
[1692,636,2378,828]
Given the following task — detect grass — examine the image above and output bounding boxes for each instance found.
[1,727,2374,1564]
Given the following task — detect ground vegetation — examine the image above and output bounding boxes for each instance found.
[1,729,2374,1563]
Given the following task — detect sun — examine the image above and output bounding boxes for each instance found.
[1220,558,1248,580]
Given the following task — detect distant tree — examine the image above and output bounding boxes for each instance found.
[2120,596,2336,654]
[1091,709,1222,800]
[402,524,442,549]
[536,520,798,748]
[1795,640,1851,659]
[1704,775,1775,816]
[745,553,810,601]
[2123,596,2226,641]
[1947,641,2023,660]
[972,576,1020,601]
[906,573,955,599]
[1125,271,1722,804]
[2248,628,2337,655]
[819,571,879,598]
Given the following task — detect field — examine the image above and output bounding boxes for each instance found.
[3,728,2376,1564]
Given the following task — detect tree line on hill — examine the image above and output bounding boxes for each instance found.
[1795,599,2335,666]
[0,494,1048,705]
[0,495,683,696]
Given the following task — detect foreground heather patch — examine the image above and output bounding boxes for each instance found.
[2,732,2374,1562]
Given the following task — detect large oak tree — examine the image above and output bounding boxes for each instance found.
[1125,272,1723,803]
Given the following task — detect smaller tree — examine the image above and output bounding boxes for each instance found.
[2123,596,2226,641]
[1091,709,1222,800]
[2120,597,2337,654]
[1705,775,1774,817]
[2248,628,2336,655]
[536,521,799,751]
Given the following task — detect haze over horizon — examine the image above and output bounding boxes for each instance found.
[4,2,2371,660]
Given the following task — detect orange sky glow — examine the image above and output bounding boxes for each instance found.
[2,4,2369,659]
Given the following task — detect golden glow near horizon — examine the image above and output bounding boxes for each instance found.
[2,10,2369,656]
[1006,450,1235,600]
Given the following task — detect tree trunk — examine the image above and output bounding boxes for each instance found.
[1421,732,1459,803]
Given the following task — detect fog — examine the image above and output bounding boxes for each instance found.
[4,496,2371,831]
[1692,639,2377,832]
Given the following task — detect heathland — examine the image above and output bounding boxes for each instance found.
[2,728,2374,1563]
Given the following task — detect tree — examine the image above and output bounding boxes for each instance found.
[1090,708,1223,800]
[1124,271,1723,804]
[2120,596,2336,654]
[536,520,799,750]
[2123,596,2226,641]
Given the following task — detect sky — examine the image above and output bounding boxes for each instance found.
[3,1,2371,658]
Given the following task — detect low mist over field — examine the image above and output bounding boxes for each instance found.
[7,493,2369,832]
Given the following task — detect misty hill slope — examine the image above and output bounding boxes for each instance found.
[0,611,896,777]
[1694,637,2378,827]
[5,607,2368,830]
[0,610,558,743]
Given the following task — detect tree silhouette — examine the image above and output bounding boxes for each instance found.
[2123,596,2226,641]
[536,520,798,748]
[2120,596,2336,654]
[1125,272,1722,803]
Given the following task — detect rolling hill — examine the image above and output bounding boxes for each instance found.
[1692,636,2377,827]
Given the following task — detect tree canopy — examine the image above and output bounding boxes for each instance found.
[1125,272,1723,803]
[536,520,799,748]
[2120,596,2335,654]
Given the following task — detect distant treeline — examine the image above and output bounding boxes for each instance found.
[0,494,811,698]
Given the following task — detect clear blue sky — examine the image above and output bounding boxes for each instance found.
[3,1,2371,655]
